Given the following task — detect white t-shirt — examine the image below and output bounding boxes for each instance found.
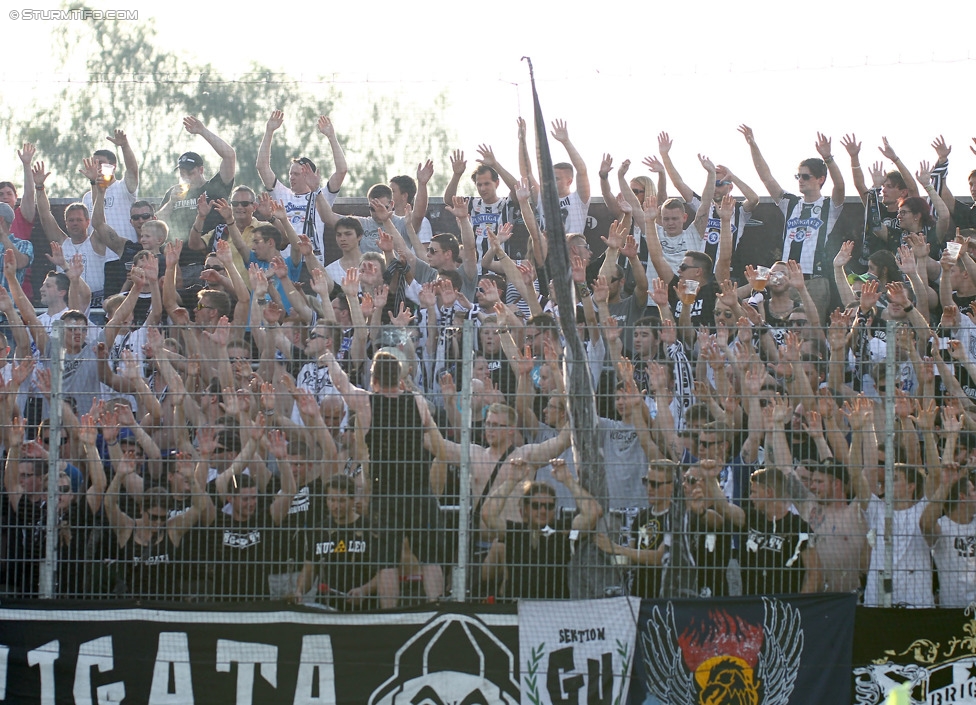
[933,514,976,608]
[269,181,338,266]
[83,179,138,242]
[864,496,933,607]
[647,224,704,276]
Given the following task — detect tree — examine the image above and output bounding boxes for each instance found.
[7,13,454,200]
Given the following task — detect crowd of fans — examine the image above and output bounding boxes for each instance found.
[1,113,975,609]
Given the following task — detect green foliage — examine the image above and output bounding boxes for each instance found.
[8,14,454,200]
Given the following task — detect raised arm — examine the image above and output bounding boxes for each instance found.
[816,132,845,207]
[184,116,236,185]
[657,132,695,203]
[443,149,466,204]
[840,134,868,203]
[256,110,282,190]
[16,143,36,223]
[878,137,919,199]
[31,163,66,243]
[738,125,785,203]
[550,119,589,202]
[600,154,622,219]
[83,159,127,256]
[108,129,139,194]
[692,155,717,236]
[314,189,342,229]
[916,161,951,243]
[642,197,676,281]
[317,115,347,194]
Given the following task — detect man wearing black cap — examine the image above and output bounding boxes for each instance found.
[256,110,348,265]
[157,116,236,287]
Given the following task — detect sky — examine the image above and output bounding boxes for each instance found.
[4,0,976,198]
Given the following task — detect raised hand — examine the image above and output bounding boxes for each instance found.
[657,131,673,154]
[737,124,755,145]
[840,133,861,158]
[642,155,665,174]
[17,142,36,166]
[443,195,469,220]
[717,194,735,220]
[642,194,659,222]
[449,149,466,176]
[916,160,933,188]
[213,198,232,222]
[316,115,335,138]
[814,132,833,160]
[868,161,885,189]
[340,267,360,295]
[550,119,570,143]
[78,157,100,183]
[31,161,50,186]
[833,240,854,269]
[878,136,898,161]
[417,159,434,185]
[931,135,951,163]
[475,144,497,169]
[698,154,716,173]
[182,115,206,135]
[599,153,613,179]
[106,129,129,147]
[859,280,880,312]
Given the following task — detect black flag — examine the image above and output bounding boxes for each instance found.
[523,57,620,598]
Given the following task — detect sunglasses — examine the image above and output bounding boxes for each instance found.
[683,475,701,486]
[715,180,732,187]
[205,264,225,272]
[642,477,673,488]
[678,263,700,272]
[528,500,555,510]
[231,201,253,208]
[795,173,815,181]
[130,213,153,221]
[196,303,216,311]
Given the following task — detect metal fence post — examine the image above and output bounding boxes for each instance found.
[882,319,896,608]
[452,320,475,602]
[40,319,66,599]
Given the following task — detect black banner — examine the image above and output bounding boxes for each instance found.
[853,606,976,705]
[0,603,519,704]
[628,593,856,705]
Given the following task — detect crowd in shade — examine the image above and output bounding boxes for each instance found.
[1,112,975,609]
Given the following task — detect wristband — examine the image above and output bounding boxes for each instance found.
[823,155,834,165]
[106,439,119,447]
[35,185,44,191]
[902,303,914,314]
[89,180,97,186]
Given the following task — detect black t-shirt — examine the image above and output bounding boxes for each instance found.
[302,516,396,609]
[366,392,431,510]
[503,516,575,600]
[628,507,669,599]
[668,275,718,329]
[210,505,274,599]
[160,173,234,282]
[740,506,810,595]
[952,200,976,230]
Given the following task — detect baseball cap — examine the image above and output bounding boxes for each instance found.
[176,152,204,171]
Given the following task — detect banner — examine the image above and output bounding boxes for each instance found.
[0,604,519,704]
[628,593,856,705]
[519,597,639,704]
[853,606,976,705]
